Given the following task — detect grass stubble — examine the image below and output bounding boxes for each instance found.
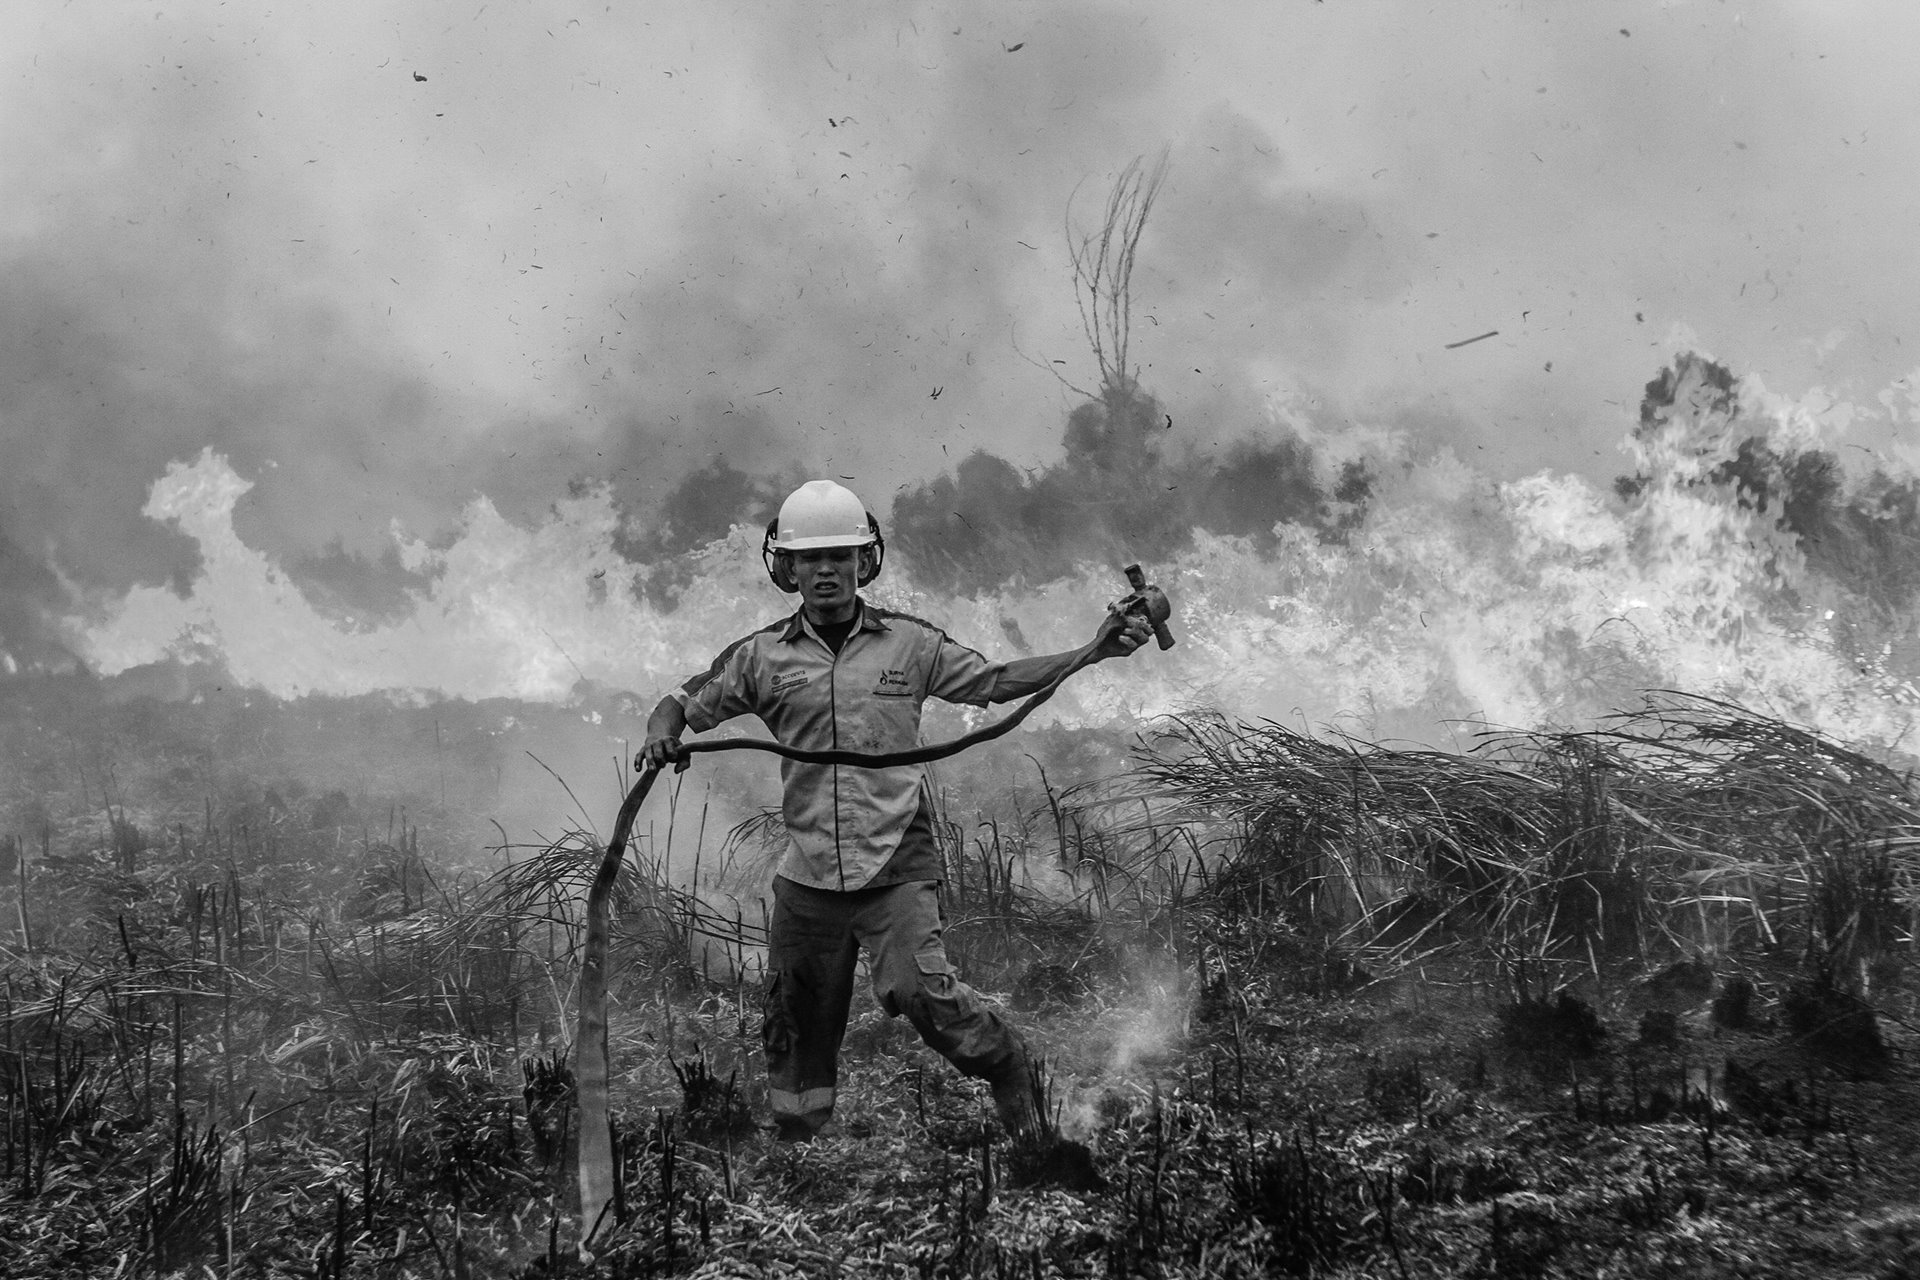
[1,691,1918,1277]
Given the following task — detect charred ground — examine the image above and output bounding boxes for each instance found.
[1,683,1918,1279]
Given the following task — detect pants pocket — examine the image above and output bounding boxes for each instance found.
[911,947,976,1021]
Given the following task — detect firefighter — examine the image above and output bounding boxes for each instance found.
[640,479,1151,1141]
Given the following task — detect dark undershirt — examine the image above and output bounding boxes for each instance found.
[864,796,943,887]
[813,614,858,654]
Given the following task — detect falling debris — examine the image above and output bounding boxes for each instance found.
[1445,330,1499,350]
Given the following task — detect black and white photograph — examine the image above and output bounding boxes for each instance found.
[3,2,1919,1276]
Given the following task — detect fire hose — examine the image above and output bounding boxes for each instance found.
[574,567,1174,1246]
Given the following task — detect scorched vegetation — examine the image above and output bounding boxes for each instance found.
[2,681,1919,1278]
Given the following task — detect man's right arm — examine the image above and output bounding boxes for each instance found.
[639,696,690,770]
[642,629,770,769]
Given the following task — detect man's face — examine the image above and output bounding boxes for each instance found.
[792,545,861,621]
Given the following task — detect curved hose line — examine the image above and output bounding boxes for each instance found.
[575,648,1099,1242]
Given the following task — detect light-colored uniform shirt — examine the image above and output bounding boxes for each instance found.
[672,601,1005,891]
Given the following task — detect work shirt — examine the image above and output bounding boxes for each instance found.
[672,600,1005,891]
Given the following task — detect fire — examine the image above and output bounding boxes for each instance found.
[68,366,1920,759]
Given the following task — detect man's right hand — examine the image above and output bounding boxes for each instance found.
[640,696,692,771]
[639,735,689,772]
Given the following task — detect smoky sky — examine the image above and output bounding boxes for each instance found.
[3,0,1917,660]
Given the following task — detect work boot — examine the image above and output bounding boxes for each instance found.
[988,1044,1107,1191]
[987,1040,1043,1138]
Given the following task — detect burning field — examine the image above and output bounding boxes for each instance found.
[4,346,1920,1278]
[11,1,1920,1273]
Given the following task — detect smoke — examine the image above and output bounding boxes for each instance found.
[1609,351,1920,702]
[8,6,1920,774]
[616,458,803,610]
[889,384,1368,595]
[0,98,504,661]
[0,529,70,673]
[1,0,1437,681]
[287,541,440,631]
[1620,353,1920,621]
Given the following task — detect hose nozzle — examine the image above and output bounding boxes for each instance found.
[1118,563,1175,650]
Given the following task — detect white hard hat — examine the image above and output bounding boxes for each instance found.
[761,480,886,592]
[768,480,877,551]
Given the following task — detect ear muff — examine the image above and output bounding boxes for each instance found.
[856,512,886,587]
[762,519,800,593]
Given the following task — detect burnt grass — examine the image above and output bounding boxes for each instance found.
[3,687,1920,1277]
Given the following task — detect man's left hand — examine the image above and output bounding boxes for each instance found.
[1093,610,1154,660]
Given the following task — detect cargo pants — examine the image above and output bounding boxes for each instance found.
[762,876,1032,1138]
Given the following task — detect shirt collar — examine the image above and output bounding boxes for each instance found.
[779,598,890,643]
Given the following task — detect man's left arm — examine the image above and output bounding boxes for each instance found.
[983,610,1152,703]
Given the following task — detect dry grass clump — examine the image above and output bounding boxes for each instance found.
[1126,693,1919,1003]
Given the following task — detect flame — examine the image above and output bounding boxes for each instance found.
[69,401,1920,757]
[79,448,772,703]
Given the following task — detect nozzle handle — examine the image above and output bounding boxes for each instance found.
[1121,563,1176,650]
